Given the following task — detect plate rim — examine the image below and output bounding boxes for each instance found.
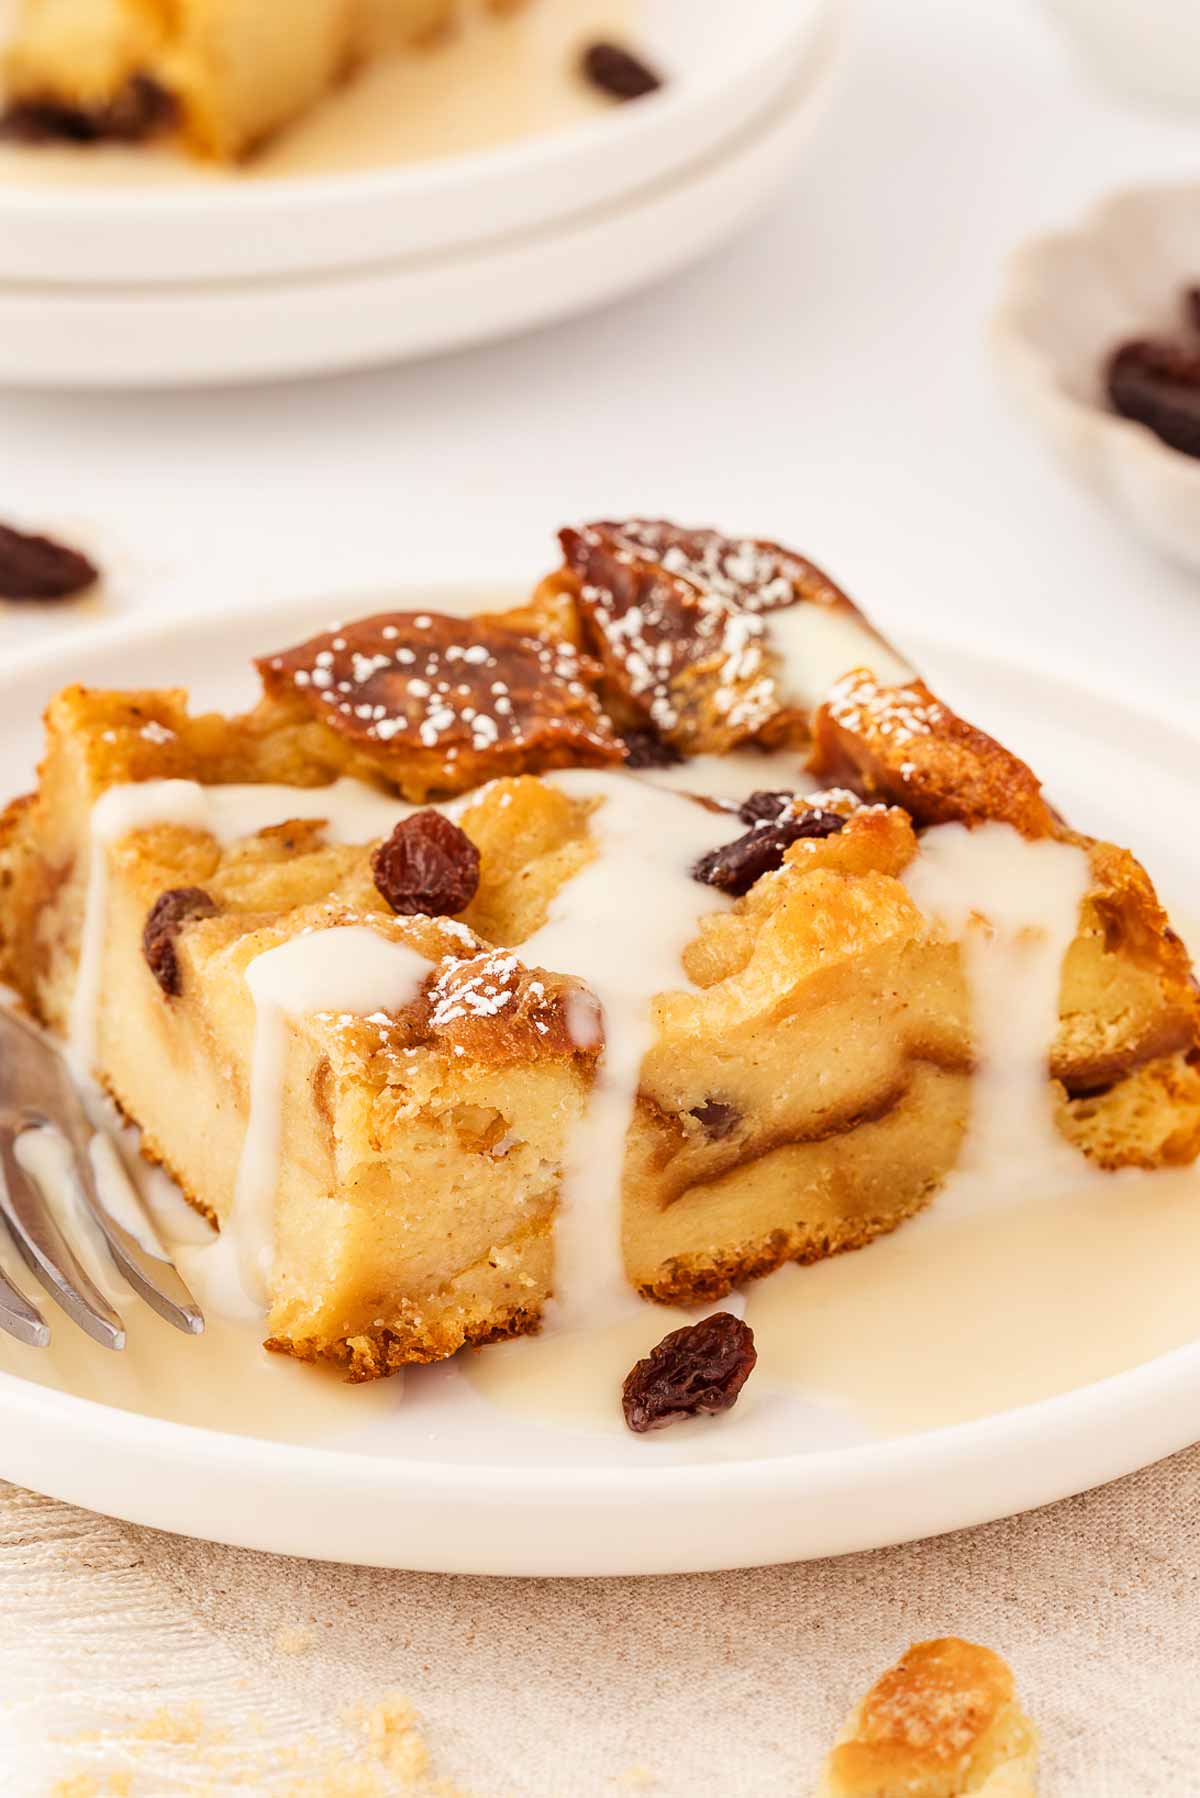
[1,587,1198,1572]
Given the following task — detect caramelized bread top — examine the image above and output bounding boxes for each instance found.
[256,609,624,801]
[810,670,1058,837]
[553,518,889,754]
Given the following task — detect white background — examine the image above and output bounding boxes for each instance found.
[1,0,1199,733]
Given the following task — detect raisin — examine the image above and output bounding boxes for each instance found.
[623,1313,757,1433]
[689,1099,740,1140]
[1186,287,1200,334]
[372,812,480,916]
[101,72,178,139]
[693,807,846,897]
[0,522,98,601]
[1107,337,1200,460]
[143,887,217,997]
[738,789,797,825]
[581,41,663,102]
[620,728,683,770]
[1,73,177,145]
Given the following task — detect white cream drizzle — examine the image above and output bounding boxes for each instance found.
[902,821,1095,1208]
[70,776,410,1075]
[12,1126,128,1304]
[88,1133,167,1258]
[529,770,741,1329]
[767,605,914,710]
[637,748,816,805]
[234,926,435,1301]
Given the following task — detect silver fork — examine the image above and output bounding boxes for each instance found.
[0,1006,203,1349]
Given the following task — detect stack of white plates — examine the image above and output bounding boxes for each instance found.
[0,0,842,387]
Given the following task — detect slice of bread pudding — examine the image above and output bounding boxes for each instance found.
[1,0,509,159]
[1,519,1197,1379]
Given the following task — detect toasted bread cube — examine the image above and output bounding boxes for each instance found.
[818,1639,1038,1798]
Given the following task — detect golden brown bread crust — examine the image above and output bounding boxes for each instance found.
[272,1308,539,1383]
[255,610,624,801]
[557,519,867,753]
[817,1638,1038,1798]
[804,669,1200,1092]
[810,670,1058,837]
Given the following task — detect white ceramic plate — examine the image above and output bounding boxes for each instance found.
[0,588,1197,1576]
[0,0,829,284]
[993,181,1200,575]
[0,36,840,389]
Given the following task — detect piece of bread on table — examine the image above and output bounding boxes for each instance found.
[817,1638,1038,1798]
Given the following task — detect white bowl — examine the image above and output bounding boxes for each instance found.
[994,181,1200,573]
[1039,0,1200,112]
[0,0,828,285]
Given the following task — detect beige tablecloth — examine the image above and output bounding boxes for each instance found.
[3,1445,1197,1795]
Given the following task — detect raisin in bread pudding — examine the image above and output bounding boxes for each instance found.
[2,0,518,159]
[1,518,1197,1381]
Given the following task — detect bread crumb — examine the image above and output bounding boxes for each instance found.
[52,1690,478,1796]
[343,1693,429,1783]
[275,1624,317,1658]
[49,1779,131,1798]
[614,1770,656,1790]
[129,1702,217,1747]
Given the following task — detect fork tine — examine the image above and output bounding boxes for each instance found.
[0,1129,125,1351]
[44,1052,206,1337]
[0,1264,50,1349]
[78,1135,204,1337]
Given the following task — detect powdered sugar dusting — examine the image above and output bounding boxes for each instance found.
[563,520,866,745]
[826,671,947,754]
[260,612,621,776]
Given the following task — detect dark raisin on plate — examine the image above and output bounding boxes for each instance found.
[143,887,218,998]
[623,1312,757,1434]
[581,41,663,103]
[693,807,846,897]
[0,521,98,602]
[1107,336,1200,460]
[372,811,481,917]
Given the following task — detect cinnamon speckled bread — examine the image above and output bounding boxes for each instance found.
[1,518,1197,1379]
[1,0,514,158]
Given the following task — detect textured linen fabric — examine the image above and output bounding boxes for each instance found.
[1,1446,1197,1795]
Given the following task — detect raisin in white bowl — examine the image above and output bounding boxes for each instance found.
[994,180,1200,574]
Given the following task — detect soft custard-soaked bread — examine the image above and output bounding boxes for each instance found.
[1,521,1198,1380]
[817,1639,1038,1798]
[1,0,513,158]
